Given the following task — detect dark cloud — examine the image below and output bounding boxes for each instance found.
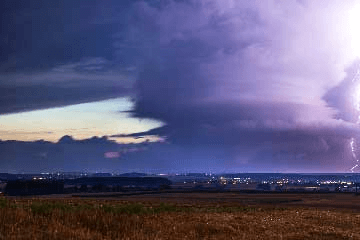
[120,0,360,172]
[0,0,135,114]
[0,0,119,72]
[0,135,163,173]
[0,84,130,115]
[2,0,360,172]
[112,125,173,138]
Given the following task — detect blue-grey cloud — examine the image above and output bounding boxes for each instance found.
[0,0,136,114]
[118,0,360,172]
[2,0,360,172]
[0,135,164,173]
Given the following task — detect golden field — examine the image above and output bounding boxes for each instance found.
[1,192,360,239]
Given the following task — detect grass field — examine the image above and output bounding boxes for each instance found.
[1,193,360,239]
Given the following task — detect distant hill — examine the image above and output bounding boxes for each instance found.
[64,176,172,188]
[118,172,148,177]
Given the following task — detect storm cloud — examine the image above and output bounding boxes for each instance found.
[0,0,135,114]
[121,0,360,172]
[2,0,360,172]
[0,135,160,173]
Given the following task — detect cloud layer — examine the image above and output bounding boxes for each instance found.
[3,0,360,172]
[0,136,162,173]
[123,0,360,172]
[0,1,135,114]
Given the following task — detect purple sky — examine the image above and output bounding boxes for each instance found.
[1,0,360,173]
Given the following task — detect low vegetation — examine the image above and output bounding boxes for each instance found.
[0,196,359,239]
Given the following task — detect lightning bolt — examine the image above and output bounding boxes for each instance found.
[350,68,360,172]
[350,138,359,172]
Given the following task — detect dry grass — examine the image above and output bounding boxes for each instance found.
[0,196,360,239]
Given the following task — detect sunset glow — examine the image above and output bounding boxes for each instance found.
[0,97,163,143]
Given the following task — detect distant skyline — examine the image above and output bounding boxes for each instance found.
[2,0,360,173]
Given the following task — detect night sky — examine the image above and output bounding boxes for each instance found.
[2,0,360,173]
